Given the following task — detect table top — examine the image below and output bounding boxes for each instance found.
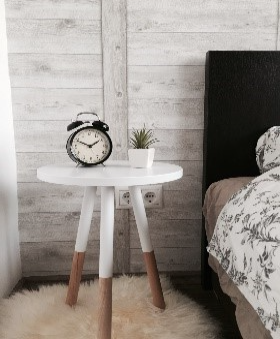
[37,161,183,187]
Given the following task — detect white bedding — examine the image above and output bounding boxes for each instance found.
[208,166,280,338]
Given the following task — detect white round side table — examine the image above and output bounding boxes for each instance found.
[37,160,183,339]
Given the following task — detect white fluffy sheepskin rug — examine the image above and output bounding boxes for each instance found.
[0,275,220,339]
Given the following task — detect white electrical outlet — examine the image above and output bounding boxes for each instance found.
[115,185,163,209]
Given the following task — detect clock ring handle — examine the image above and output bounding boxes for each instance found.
[67,112,101,131]
[76,112,100,122]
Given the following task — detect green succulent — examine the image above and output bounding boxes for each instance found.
[130,125,159,149]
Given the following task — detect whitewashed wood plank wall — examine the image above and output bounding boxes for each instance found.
[5,0,279,276]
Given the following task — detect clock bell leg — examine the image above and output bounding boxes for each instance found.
[98,186,115,339]
[129,186,165,310]
[66,186,97,306]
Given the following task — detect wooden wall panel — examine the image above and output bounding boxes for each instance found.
[18,184,201,218]
[19,212,101,243]
[113,210,130,274]
[126,0,278,276]
[129,129,203,161]
[21,242,99,276]
[15,121,71,152]
[18,183,96,213]
[20,210,129,275]
[6,0,105,277]
[130,247,201,273]
[128,33,276,66]
[128,66,205,99]
[102,0,128,160]
[21,241,201,275]
[128,98,203,130]
[127,0,278,33]
[5,0,101,20]
[162,161,203,191]
[17,153,71,182]
[21,240,126,276]
[7,19,101,54]
[12,88,103,121]
[15,126,202,161]
[128,189,202,221]
[8,0,279,276]
[143,190,201,220]
[130,219,201,272]
[9,54,102,88]
[130,219,201,249]
[277,0,280,50]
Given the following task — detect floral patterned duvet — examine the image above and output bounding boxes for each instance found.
[208,167,280,338]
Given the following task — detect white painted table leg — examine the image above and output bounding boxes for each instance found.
[129,186,165,310]
[98,186,115,339]
[66,186,97,306]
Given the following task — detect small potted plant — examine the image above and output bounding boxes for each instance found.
[128,125,159,168]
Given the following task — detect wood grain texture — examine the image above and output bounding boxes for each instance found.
[21,240,129,276]
[98,277,112,339]
[127,0,278,33]
[12,0,277,277]
[9,54,102,88]
[22,244,201,274]
[277,0,280,50]
[14,120,74,152]
[66,251,85,306]
[19,210,130,275]
[113,210,130,274]
[161,160,202,191]
[128,65,205,98]
[19,212,101,242]
[102,0,128,160]
[7,19,101,54]
[18,183,97,213]
[15,124,202,157]
[130,219,201,249]
[16,153,71,183]
[143,251,165,309]
[18,199,201,242]
[18,183,201,216]
[12,88,103,121]
[130,190,202,221]
[129,129,203,161]
[128,98,203,129]
[21,241,99,275]
[5,0,101,20]
[128,32,276,66]
[130,247,201,272]
[19,212,126,246]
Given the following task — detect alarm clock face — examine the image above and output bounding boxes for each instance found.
[69,127,112,165]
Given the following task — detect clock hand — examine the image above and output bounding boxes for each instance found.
[89,140,100,148]
[77,140,90,147]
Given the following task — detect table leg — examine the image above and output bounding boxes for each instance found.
[98,186,115,339]
[66,186,97,306]
[129,186,166,310]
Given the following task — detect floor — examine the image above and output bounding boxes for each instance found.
[170,274,242,339]
[16,273,242,339]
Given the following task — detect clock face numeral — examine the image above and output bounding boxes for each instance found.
[71,128,111,164]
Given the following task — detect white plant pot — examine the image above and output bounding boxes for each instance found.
[128,148,155,168]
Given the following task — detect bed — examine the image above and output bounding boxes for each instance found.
[202,51,280,339]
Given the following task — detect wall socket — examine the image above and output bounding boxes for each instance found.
[115,185,163,209]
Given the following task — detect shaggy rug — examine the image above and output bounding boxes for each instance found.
[0,275,221,339]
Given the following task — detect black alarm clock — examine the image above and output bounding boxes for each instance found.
[66,112,112,166]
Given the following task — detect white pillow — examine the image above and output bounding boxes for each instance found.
[256,126,280,173]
